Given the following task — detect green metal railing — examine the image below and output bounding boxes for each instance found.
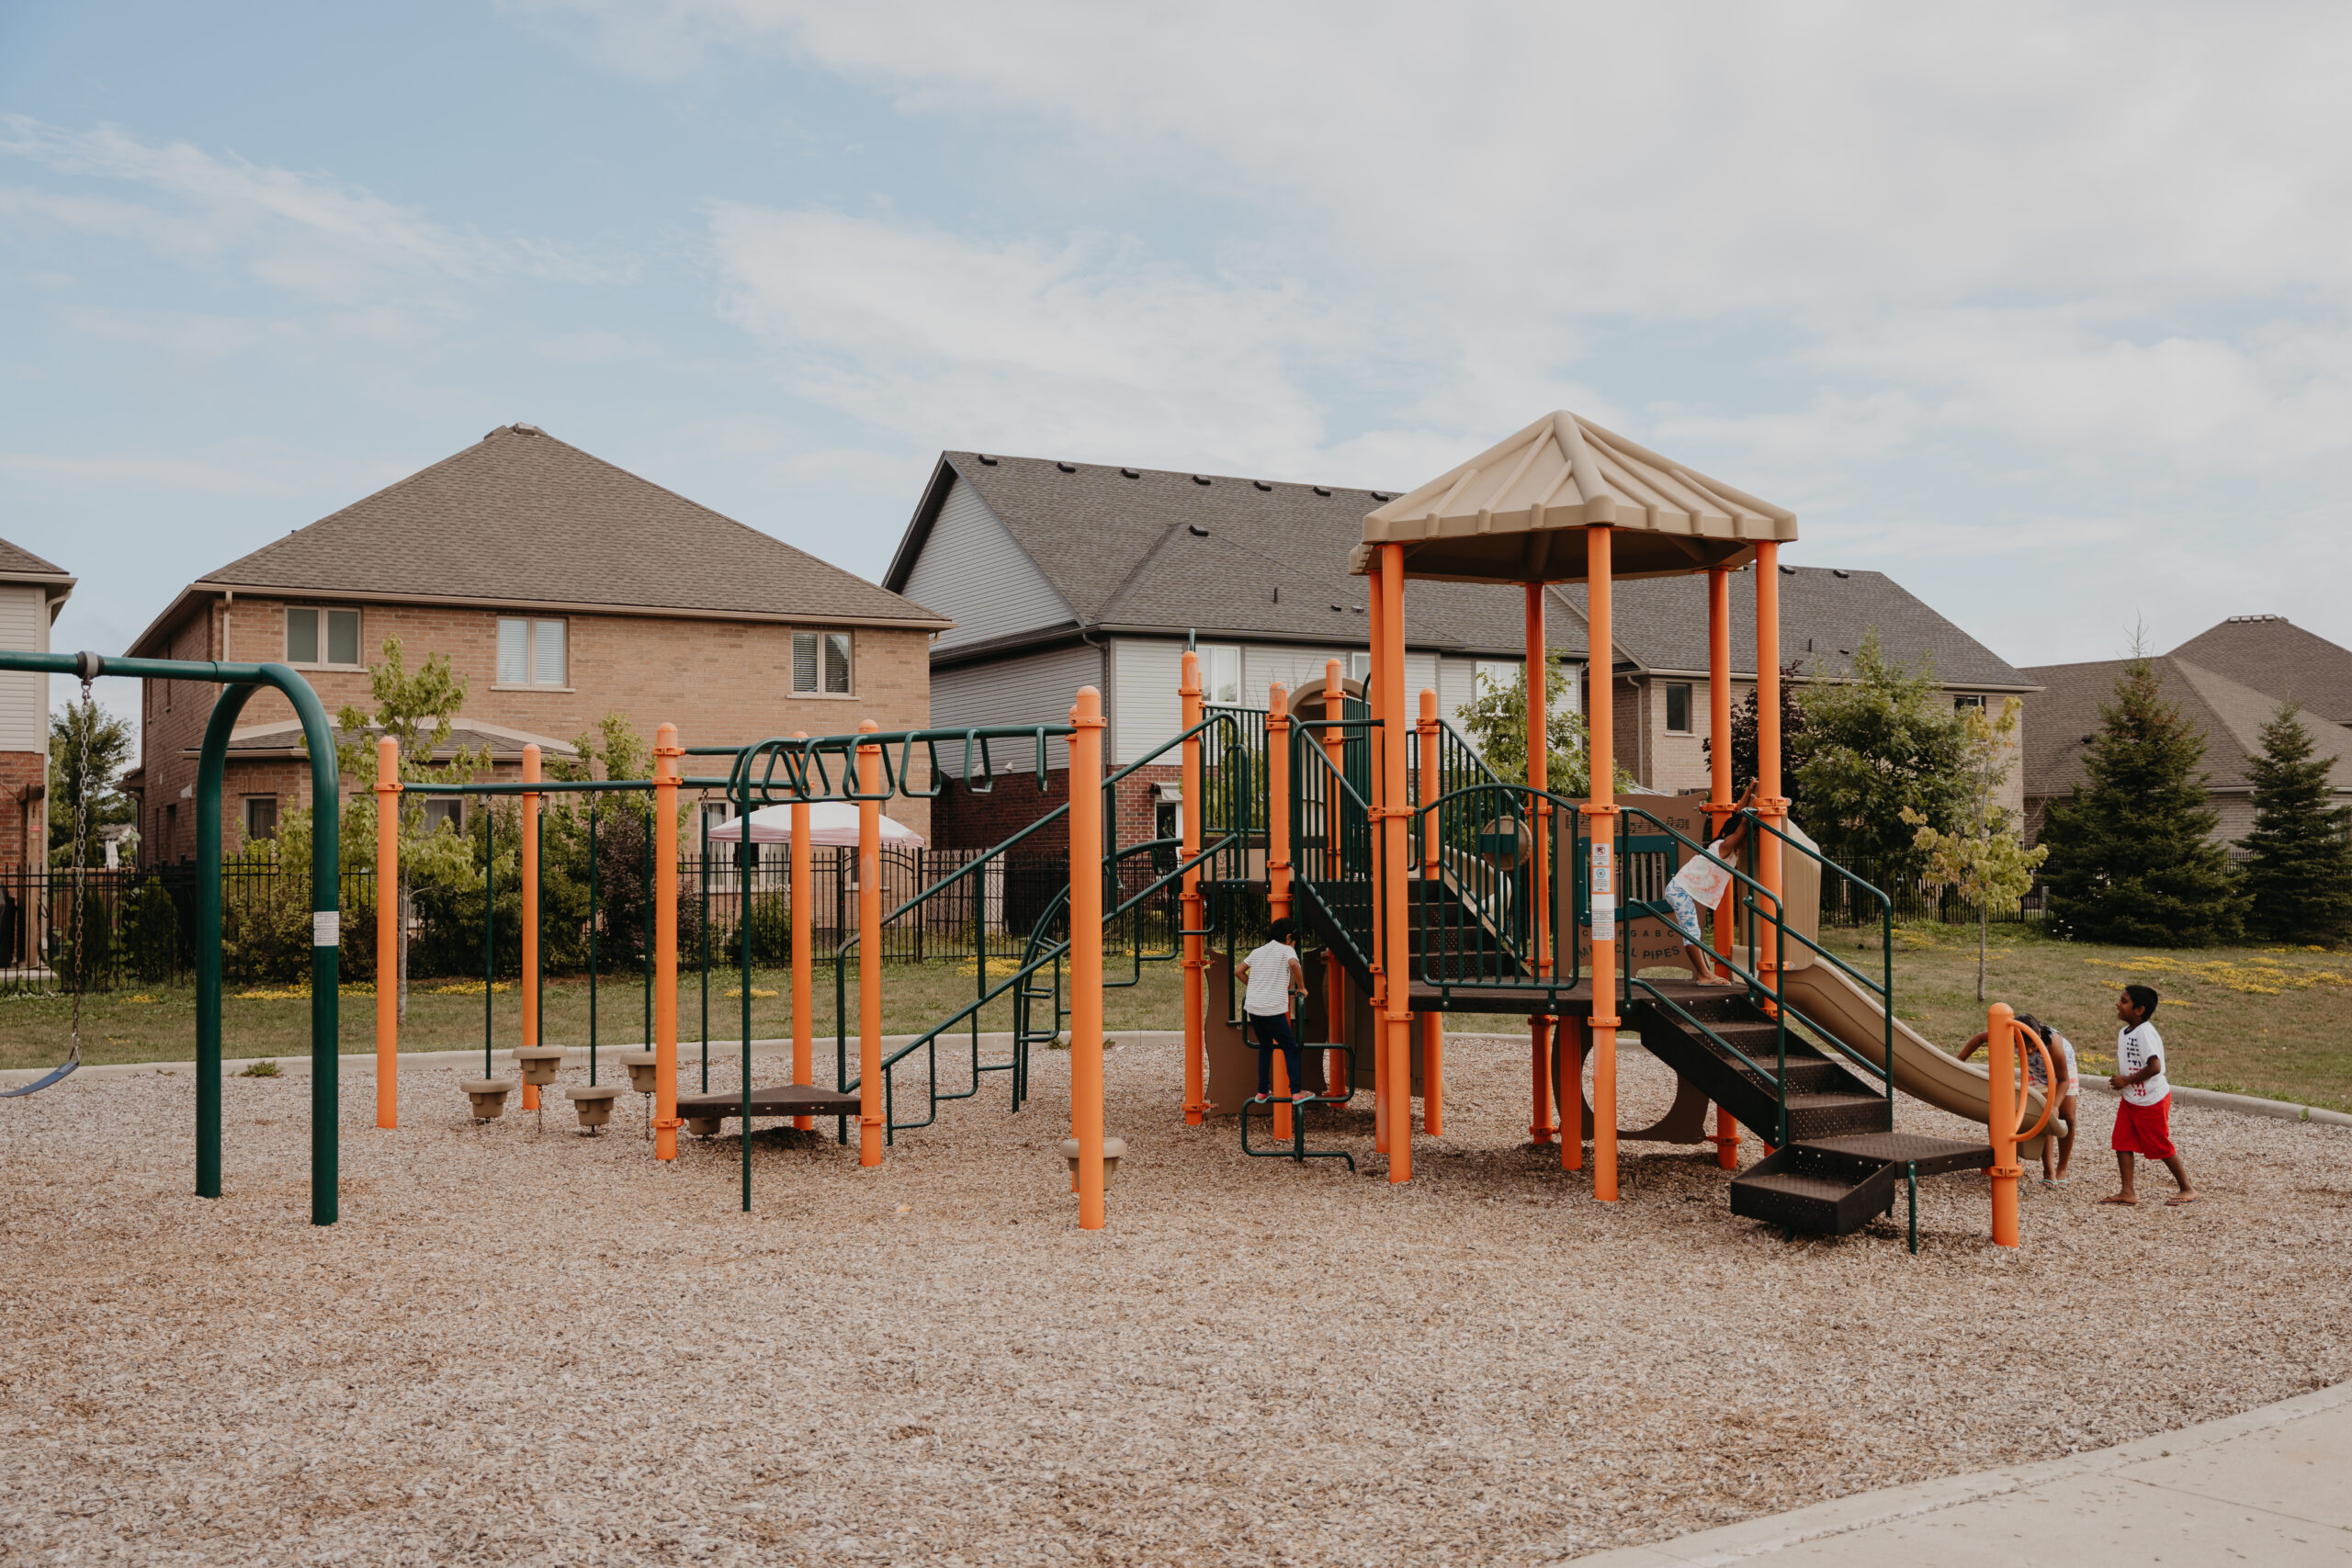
[1406,782,1575,1002]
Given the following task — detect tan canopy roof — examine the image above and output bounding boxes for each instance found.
[1352,411,1797,583]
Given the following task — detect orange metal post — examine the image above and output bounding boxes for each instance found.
[1586,525,1620,1201]
[1417,687,1443,1136]
[791,731,814,1131]
[1069,687,1108,1230]
[1367,583,1389,1156]
[1708,567,1740,1170]
[1322,660,1348,1099]
[1524,582,1555,1148]
[1377,544,1413,1183]
[856,721,884,1168]
[1182,651,1206,1125]
[1988,1002,2021,1247]
[653,725,682,1162]
[1755,543,1784,981]
[374,737,400,1129]
[520,744,541,1112]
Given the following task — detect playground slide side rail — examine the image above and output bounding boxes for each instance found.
[1734,809,1896,1109]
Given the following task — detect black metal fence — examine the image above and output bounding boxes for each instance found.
[1816,856,2048,928]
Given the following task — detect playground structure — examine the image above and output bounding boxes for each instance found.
[4,412,2069,1249]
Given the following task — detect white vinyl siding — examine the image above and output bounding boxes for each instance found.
[931,643,1102,774]
[904,477,1075,653]
[1438,657,1480,730]
[1111,638,1184,765]
[1241,646,1351,709]
[0,586,46,751]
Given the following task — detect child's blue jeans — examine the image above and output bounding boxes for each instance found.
[1248,1011,1306,1096]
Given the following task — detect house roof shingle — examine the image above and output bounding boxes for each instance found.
[1547,566,2031,689]
[138,425,944,654]
[895,453,1534,655]
[2018,655,2352,801]
[2165,615,2352,725]
[0,536,71,581]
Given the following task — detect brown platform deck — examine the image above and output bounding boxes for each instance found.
[675,1086,862,1122]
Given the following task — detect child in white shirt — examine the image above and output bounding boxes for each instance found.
[1959,1012,2078,1181]
[1664,781,1758,984]
[2102,985,2197,1206]
[1237,917,1309,1104]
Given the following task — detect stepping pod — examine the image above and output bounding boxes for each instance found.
[616,1051,660,1139]
[565,1085,620,1134]
[1059,1136,1128,1186]
[461,1079,517,1121]
[512,1047,565,1087]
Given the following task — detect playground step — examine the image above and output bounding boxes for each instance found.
[1728,1134,1993,1235]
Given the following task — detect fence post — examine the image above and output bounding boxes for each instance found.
[521,744,540,1077]
[375,738,400,1130]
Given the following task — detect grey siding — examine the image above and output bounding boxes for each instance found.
[904,477,1073,654]
[931,642,1102,773]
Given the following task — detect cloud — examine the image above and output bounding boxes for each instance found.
[709,204,1343,473]
[0,452,303,496]
[0,116,632,306]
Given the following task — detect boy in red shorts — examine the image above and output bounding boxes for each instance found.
[2101,984,2198,1207]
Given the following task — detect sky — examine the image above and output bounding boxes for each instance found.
[6,1,2351,728]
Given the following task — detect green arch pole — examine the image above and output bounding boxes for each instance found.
[0,651,341,1225]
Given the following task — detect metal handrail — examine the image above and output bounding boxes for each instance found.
[1741,809,1896,1107]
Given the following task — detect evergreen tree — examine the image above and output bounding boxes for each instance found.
[2238,700,2352,944]
[2041,657,2245,946]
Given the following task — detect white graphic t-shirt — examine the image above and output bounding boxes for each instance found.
[1668,840,1735,908]
[2117,1021,2168,1107]
[1242,941,1299,1019]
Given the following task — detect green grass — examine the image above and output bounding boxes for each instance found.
[0,954,1188,1072]
[13,922,2349,1113]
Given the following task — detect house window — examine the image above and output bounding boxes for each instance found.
[1475,659,1515,694]
[1347,651,1372,684]
[497,617,568,687]
[242,796,279,841]
[287,606,361,668]
[423,797,465,835]
[1953,694,1986,711]
[1665,682,1693,735]
[1201,644,1241,705]
[792,630,852,694]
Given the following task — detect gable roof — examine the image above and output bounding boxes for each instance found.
[2018,655,2352,802]
[1549,566,2032,690]
[1358,411,1795,584]
[195,716,581,763]
[886,453,1534,658]
[2166,615,2352,725]
[132,424,945,655]
[0,535,75,611]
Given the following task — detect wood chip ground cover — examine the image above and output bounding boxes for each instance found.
[2,1035,2345,1565]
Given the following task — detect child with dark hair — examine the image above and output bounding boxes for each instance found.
[2103,984,2197,1206]
[1238,915,1309,1105]
[1958,1012,2078,1182]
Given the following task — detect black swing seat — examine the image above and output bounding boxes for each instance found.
[1,1055,82,1100]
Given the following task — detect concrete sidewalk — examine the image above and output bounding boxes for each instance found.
[1578,1379,2352,1565]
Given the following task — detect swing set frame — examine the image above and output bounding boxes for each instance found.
[0,650,344,1226]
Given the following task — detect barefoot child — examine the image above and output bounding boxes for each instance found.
[1238,917,1310,1105]
[1958,1012,2078,1181]
[1666,780,1759,985]
[2103,985,2197,1207]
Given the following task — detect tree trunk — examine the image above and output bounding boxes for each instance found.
[1976,901,1987,1003]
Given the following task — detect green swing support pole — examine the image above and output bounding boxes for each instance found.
[0,651,341,1225]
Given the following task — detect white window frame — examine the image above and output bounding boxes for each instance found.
[285,604,366,671]
[790,628,854,697]
[495,615,571,691]
[1200,643,1241,706]
[1953,693,1986,711]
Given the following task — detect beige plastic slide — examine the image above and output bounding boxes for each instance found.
[1778,959,2060,1158]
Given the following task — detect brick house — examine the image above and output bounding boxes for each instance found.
[2021,616,2352,848]
[884,450,2031,848]
[125,423,949,861]
[0,538,76,878]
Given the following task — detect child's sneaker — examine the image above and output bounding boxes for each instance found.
[1250,1093,1271,1104]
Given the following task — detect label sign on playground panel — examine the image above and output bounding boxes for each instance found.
[1590,842,1615,940]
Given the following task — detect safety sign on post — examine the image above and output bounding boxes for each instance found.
[1589,840,1615,941]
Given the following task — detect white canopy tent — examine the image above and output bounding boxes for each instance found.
[705,801,926,848]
